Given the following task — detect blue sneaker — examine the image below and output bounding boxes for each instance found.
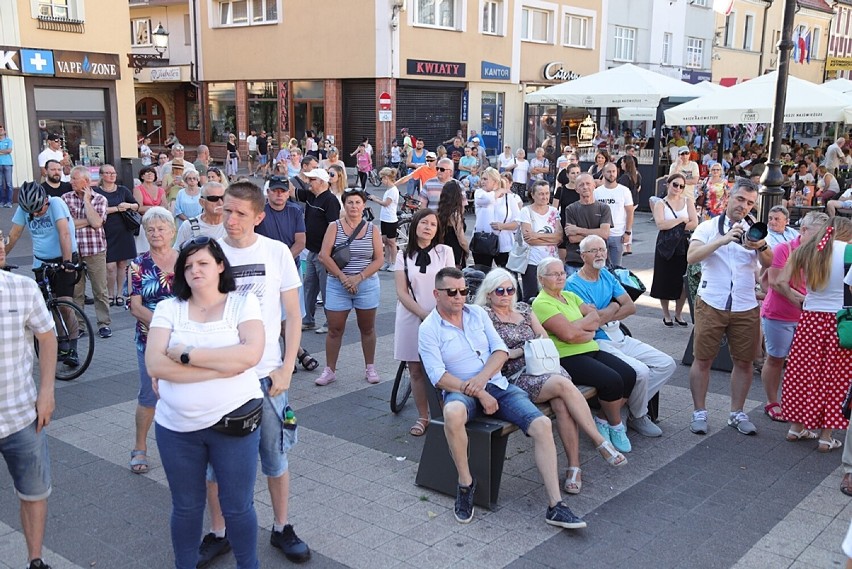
[595,418,611,445]
[609,423,632,453]
[545,501,587,529]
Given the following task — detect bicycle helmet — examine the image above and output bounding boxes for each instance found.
[18,181,48,215]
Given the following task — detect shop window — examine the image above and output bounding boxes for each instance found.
[563,12,591,49]
[481,0,503,35]
[521,7,552,44]
[186,87,201,131]
[686,37,704,68]
[414,0,460,30]
[215,0,277,27]
[248,81,278,136]
[34,87,107,166]
[208,83,236,143]
[32,0,85,21]
[131,18,152,47]
[292,81,324,141]
[613,26,636,62]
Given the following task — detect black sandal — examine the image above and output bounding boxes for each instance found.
[298,349,319,371]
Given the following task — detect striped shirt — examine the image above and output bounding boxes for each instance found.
[0,270,55,438]
[332,220,375,275]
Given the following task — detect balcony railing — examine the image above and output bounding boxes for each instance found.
[37,15,85,33]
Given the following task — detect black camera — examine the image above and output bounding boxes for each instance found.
[737,217,768,246]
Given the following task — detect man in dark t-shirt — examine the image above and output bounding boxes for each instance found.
[446,138,466,178]
[43,160,72,198]
[255,130,270,178]
[563,173,612,268]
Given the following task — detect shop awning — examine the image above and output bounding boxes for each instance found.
[719,77,738,87]
[524,63,702,107]
[664,71,852,125]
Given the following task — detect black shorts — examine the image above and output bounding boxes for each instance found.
[381,221,398,238]
[34,253,79,298]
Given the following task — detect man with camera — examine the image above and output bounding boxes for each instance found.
[686,179,773,436]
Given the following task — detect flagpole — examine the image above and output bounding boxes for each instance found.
[759,0,797,223]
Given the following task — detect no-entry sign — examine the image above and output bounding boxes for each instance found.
[379,92,392,111]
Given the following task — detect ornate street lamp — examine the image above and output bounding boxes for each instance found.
[127,22,170,75]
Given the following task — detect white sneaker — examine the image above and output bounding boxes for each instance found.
[315,324,328,334]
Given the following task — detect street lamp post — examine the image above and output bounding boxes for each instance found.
[759,0,797,223]
[127,22,170,75]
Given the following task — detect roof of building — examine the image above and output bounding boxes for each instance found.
[797,0,836,13]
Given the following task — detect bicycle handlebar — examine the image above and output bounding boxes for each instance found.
[1,265,18,271]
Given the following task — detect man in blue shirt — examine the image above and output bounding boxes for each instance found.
[419,267,585,530]
[0,125,13,208]
[565,235,675,439]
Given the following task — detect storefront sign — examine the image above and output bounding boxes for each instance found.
[21,49,55,75]
[681,69,712,84]
[576,115,598,148]
[481,61,510,80]
[543,62,580,82]
[53,50,121,80]
[827,57,852,71]
[150,67,181,81]
[461,90,469,122]
[278,80,289,135]
[406,59,466,78]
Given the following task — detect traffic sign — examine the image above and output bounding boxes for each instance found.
[379,110,392,122]
[379,91,392,111]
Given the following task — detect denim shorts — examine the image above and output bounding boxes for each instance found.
[137,349,157,408]
[762,317,798,358]
[443,382,543,435]
[0,421,52,500]
[325,274,380,311]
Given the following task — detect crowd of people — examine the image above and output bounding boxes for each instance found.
[4,125,852,567]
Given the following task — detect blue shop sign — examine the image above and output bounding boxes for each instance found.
[481,61,510,80]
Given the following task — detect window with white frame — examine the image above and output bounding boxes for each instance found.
[481,0,502,35]
[743,14,754,50]
[812,27,821,59]
[686,37,704,68]
[563,13,589,48]
[217,0,276,27]
[415,0,459,29]
[723,12,735,48]
[131,18,151,46]
[662,32,672,64]
[34,0,83,20]
[521,7,552,43]
[613,26,636,61]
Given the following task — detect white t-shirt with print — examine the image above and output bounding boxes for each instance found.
[218,235,302,376]
[594,184,633,236]
[516,205,560,265]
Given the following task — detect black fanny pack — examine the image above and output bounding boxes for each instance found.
[211,398,263,437]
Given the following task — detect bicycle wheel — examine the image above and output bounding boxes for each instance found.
[40,300,94,381]
[368,169,381,187]
[390,361,412,413]
[396,219,411,251]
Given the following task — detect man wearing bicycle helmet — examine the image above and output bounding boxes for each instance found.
[5,181,81,364]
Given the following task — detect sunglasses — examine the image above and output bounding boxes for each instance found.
[426,159,436,162]
[438,287,469,297]
[494,286,515,296]
[436,167,450,173]
[328,173,337,178]
[203,195,225,202]
[671,182,685,189]
[180,235,216,251]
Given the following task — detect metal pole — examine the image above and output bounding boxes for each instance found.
[759,0,797,223]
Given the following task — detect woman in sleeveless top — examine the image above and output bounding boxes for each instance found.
[133,166,166,254]
[650,173,698,326]
[316,189,384,386]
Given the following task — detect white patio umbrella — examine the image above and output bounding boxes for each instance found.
[693,81,726,94]
[824,78,852,94]
[524,63,703,107]
[617,107,657,121]
[664,72,852,125]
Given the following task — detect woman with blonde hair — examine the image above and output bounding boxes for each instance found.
[367,167,400,271]
[778,216,852,451]
[225,133,239,180]
[473,167,519,268]
[328,163,347,206]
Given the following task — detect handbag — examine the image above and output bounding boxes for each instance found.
[121,209,142,236]
[210,398,263,436]
[472,194,510,257]
[330,220,366,270]
[523,338,561,376]
[837,244,852,350]
[507,206,532,273]
[656,201,687,260]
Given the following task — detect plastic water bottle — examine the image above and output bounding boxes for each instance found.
[283,406,297,430]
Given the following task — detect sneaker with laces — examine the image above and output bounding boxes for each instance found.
[197,532,231,568]
[270,524,311,563]
[365,365,380,384]
[728,411,757,435]
[301,322,316,331]
[609,423,632,453]
[98,326,112,338]
[315,324,328,334]
[545,501,587,529]
[628,414,663,437]
[315,367,336,386]
[61,349,79,367]
[690,409,708,434]
[454,479,477,523]
[27,559,51,569]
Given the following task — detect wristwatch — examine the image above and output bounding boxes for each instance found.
[758,244,769,252]
[180,346,194,365]
[624,231,632,235]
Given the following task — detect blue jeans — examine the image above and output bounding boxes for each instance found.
[302,250,327,327]
[0,421,51,500]
[0,165,12,204]
[606,235,624,268]
[444,382,543,435]
[156,421,260,569]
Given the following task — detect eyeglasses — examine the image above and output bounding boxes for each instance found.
[494,286,515,296]
[101,171,116,176]
[203,195,224,202]
[581,248,606,255]
[179,235,215,251]
[671,183,685,189]
[438,287,469,297]
[543,272,567,278]
[436,167,450,173]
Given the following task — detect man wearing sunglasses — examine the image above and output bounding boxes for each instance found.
[395,151,437,197]
[173,182,227,247]
[419,158,457,210]
[419,267,587,529]
[565,235,675,439]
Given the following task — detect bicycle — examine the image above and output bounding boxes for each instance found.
[30,262,94,381]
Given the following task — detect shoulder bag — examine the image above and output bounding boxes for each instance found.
[471,196,507,257]
[656,201,687,261]
[330,220,366,270]
[506,207,531,274]
[523,338,561,376]
[121,209,142,236]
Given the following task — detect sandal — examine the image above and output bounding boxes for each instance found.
[597,440,627,467]
[786,428,819,441]
[297,349,319,371]
[409,418,429,437]
[564,467,582,495]
[819,438,843,453]
[115,297,125,307]
[764,402,787,423]
[109,297,116,307]
[130,450,149,474]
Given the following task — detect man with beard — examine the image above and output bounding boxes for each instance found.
[41,160,72,199]
[593,163,633,267]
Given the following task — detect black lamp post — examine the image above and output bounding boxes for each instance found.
[758,0,797,222]
[127,22,170,75]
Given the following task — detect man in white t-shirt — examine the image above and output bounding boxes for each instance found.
[593,163,633,267]
[246,129,258,175]
[38,133,70,182]
[197,181,310,566]
[686,179,772,437]
[173,182,227,247]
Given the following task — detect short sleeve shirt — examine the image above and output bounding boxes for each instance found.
[690,216,759,312]
[12,196,79,267]
[256,202,307,249]
[531,290,598,357]
[564,270,627,340]
[62,191,107,257]
[129,251,175,350]
[761,237,803,322]
[0,137,12,166]
[563,201,613,264]
[594,184,634,236]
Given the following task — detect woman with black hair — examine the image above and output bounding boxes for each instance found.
[436,179,469,267]
[393,208,455,436]
[146,236,265,569]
